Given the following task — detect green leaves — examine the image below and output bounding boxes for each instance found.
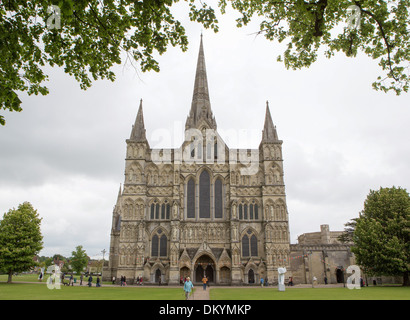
[2,1,408,125]
[0,0,204,125]
[223,0,410,95]
[352,187,410,285]
[0,202,43,281]
[70,245,89,274]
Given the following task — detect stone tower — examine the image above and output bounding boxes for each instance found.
[106,36,291,285]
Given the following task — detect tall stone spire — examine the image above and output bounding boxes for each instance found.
[261,101,278,142]
[185,35,217,130]
[130,99,147,141]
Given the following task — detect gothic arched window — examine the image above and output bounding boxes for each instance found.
[250,234,258,256]
[187,178,195,218]
[214,178,223,218]
[151,234,159,256]
[151,229,167,257]
[242,234,249,257]
[160,234,167,256]
[199,170,210,218]
[151,201,171,220]
[242,229,258,257]
[239,201,259,221]
[155,203,160,219]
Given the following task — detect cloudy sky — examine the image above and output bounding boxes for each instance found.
[1,4,409,259]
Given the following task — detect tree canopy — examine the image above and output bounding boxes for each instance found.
[69,245,89,274]
[352,186,410,286]
[221,0,410,96]
[1,0,408,125]
[0,202,43,283]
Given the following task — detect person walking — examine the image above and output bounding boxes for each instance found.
[80,274,83,286]
[184,277,194,300]
[260,277,264,287]
[202,276,208,290]
[88,274,93,287]
[96,276,101,287]
[288,276,294,286]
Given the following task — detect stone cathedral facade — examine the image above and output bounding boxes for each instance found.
[106,36,292,286]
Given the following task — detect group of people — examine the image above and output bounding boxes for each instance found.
[259,277,270,287]
[259,276,294,287]
[44,272,101,287]
[120,275,127,286]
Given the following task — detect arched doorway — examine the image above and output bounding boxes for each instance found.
[248,269,255,284]
[220,266,231,284]
[336,268,344,283]
[195,255,215,283]
[180,267,190,283]
[155,269,161,283]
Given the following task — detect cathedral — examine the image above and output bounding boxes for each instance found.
[105,36,355,286]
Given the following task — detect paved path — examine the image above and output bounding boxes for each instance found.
[191,286,210,300]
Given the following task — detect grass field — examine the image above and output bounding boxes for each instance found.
[0,282,188,300]
[1,274,409,300]
[1,282,409,300]
[209,286,410,300]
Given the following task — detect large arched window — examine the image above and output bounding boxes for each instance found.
[159,234,167,256]
[250,234,258,256]
[151,228,167,257]
[242,229,258,257]
[187,178,195,218]
[151,235,159,256]
[214,178,223,218]
[242,234,249,257]
[199,170,210,218]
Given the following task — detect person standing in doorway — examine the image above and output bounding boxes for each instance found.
[202,276,208,290]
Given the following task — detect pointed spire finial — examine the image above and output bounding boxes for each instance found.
[130,98,147,141]
[262,101,278,142]
[185,34,217,130]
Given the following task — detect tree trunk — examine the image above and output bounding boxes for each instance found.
[403,271,409,286]
[7,271,13,283]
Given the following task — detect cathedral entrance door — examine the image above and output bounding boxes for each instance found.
[155,269,161,283]
[248,269,255,284]
[336,268,344,283]
[195,255,215,283]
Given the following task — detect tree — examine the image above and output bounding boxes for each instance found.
[2,1,408,126]
[220,0,410,95]
[352,186,410,286]
[70,245,89,275]
[0,202,43,283]
[0,0,219,125]
[338,218,357,243]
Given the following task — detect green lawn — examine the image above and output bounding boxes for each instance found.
[210,286,410,300]
[0,282,188,300]
[1,274,409,300]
